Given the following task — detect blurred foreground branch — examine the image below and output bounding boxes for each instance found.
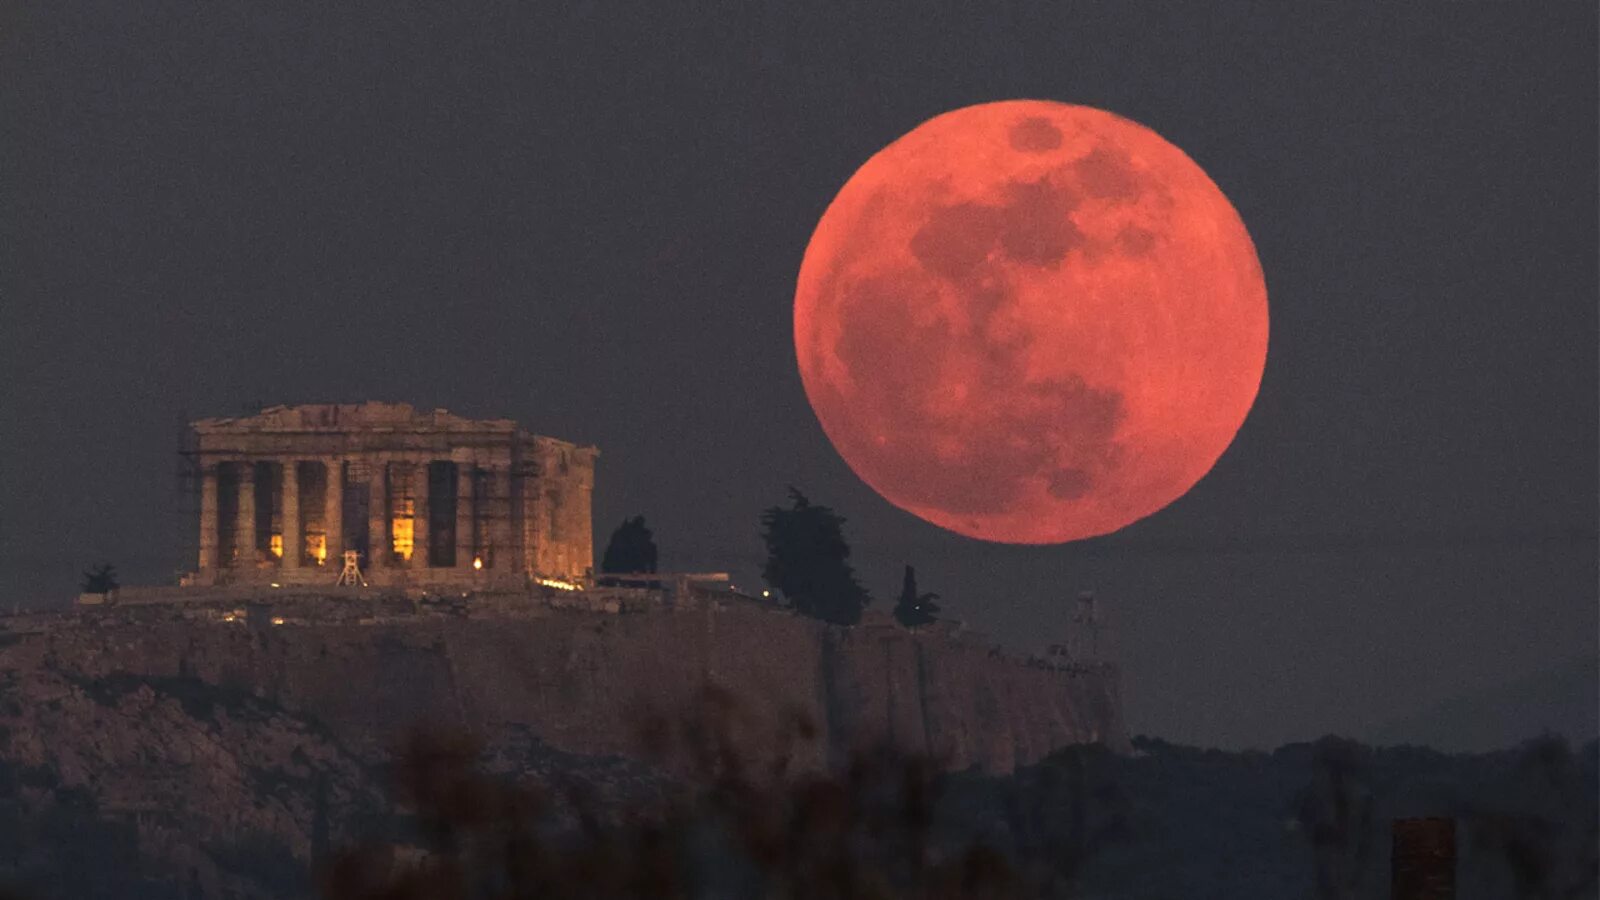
[318,686,1114,899]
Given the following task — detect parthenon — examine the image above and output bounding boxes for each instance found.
[185,403,597,588]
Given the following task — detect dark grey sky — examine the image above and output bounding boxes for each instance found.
[2,2,1595,751]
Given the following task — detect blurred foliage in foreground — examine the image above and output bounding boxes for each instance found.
[320,686,1122,899]
[0,683,1593,898]
[316,689,1596,900]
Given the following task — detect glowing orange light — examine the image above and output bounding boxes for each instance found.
[391,498,415,561]
[472,556,483,570]
[269,534,283,558]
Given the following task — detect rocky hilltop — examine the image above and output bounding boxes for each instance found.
[12,590,1124,772]
[0,589,1123,897]
[0,661,383,897]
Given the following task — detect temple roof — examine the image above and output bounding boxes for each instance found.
[195,403,522,436]
[190,403,598,460]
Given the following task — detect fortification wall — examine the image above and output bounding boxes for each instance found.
[4,599,1125,773]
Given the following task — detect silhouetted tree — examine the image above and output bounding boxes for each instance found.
[1462,734,1599,899]
[600,516,657,574]
[759,488,870,626]
[1295,736,1376,900]
[79,563,118,594]
[893,565,941,628]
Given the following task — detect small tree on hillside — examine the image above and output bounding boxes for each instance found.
[80,563,118,595]
[759,488,870,626]
[893,565,940,628]
[600,516,658,574]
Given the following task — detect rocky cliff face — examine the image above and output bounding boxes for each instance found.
[0,595,1124,896]
[14,598,1124,773]
[0,662,386,898]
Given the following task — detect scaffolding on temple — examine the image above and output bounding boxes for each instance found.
[335,550,366,586]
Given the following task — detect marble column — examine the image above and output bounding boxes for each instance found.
[577,479,594,581]
[367,461,388,569]
[282,460,301,569]
[412,461,431,568]
[323,459,343,565]
[455,463,475,569]
[486,466,513,570]
[237,462,257,567]
[514,474,530,575]
[198,463,219,571]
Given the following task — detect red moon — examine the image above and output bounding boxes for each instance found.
[794,100,1268,544]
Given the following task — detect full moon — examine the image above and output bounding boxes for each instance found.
[794,100,1268,544]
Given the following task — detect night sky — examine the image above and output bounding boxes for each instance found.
[2,3,1594,751]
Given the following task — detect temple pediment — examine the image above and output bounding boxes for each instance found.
[194,403,521,435]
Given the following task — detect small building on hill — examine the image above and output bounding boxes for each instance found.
[184,403,597,589]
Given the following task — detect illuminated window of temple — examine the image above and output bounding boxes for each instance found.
[269,534,284,559]
[308,532,327,565]
[392,498,415,561]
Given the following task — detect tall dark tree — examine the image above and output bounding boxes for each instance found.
[892,564,941,628]
[600,516,658,574]
[79,562,118,594]
[759,488,870,626]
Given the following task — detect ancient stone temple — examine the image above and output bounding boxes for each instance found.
[185,403,597,588]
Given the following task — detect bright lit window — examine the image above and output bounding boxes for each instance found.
[392,498,415,561]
